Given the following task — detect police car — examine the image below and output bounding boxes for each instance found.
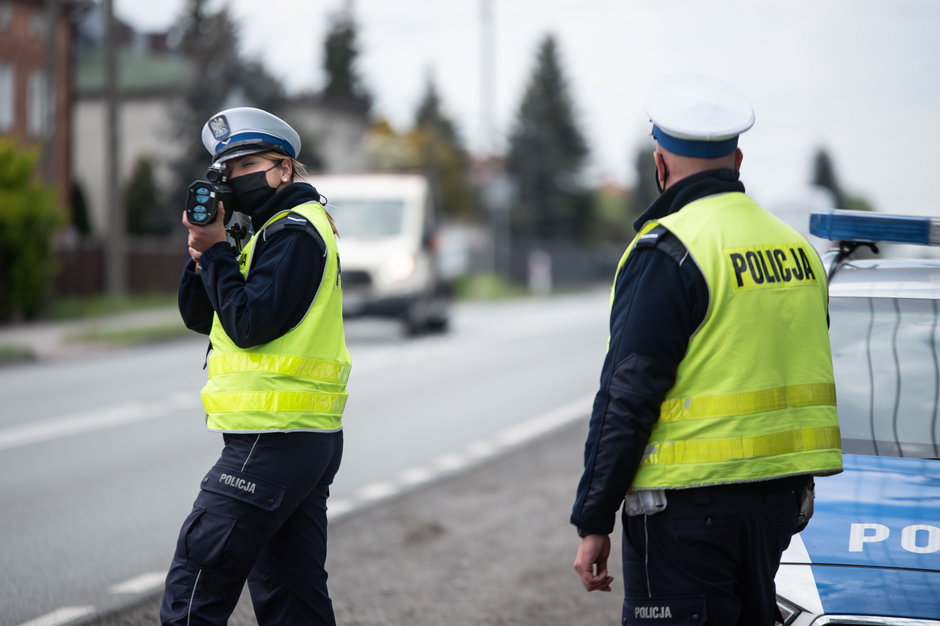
[775,210,940,625]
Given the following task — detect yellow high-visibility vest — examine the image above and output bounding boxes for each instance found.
[201,202,351,432]
[615,192,842,489]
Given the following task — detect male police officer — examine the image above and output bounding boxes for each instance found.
[571,74,843,625]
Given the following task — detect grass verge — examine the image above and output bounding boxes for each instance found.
[453,274,525,300]
[65,323,191,346]
[48,293,176,321]
[0,344,35,366]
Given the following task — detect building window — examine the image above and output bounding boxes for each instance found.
[0,2,11,30]
[28,71,51,138]
[29,5,45,37]
[0,65,12,131]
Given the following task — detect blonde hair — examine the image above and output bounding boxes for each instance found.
[249,151,339,236]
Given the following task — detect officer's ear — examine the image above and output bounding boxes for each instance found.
[278,159,293,184]
[733,148,743,171]
[654,150,668,188]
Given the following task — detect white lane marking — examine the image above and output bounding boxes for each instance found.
[433,452,469,473]
[328,499,355,519]
[397,466,434,486]
[331,391,594,515]
[0,392,199,451]
[495,393,593,448]
[355,481,399,502]
[109,571,166,594]
[17,607,95,626]
[776,533,824,614]
[465,439,499,460]
[22,392,594,626]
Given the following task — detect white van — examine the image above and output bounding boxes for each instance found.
[314,173,452,335]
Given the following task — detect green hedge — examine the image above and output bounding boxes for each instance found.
[0,139,63,321]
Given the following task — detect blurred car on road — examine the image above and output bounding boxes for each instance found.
[316,173,452,335]
[775,210,940,625]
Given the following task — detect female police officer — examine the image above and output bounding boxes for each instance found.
[161,107,351,625]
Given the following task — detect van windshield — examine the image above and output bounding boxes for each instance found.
[327,199,405,238]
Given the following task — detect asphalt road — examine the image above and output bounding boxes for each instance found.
[87,418,625,626]
[0,289,610,626]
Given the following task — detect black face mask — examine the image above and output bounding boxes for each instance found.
[229,165,278,215]
[654,160,668,194]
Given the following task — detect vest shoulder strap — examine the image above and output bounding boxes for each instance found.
[635,224,690,266]
[261,212,326,258]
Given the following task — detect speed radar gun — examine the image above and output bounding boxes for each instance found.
[185,163,250,249]
[186,162,232,226]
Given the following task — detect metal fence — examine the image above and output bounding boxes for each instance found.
[55,237,187,297]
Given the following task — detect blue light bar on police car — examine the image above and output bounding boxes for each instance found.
[809,210,940,246]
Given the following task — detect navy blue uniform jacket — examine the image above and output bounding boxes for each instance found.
[178,183,327,348]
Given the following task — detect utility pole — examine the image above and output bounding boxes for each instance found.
[479,0,513,277]
[104,0,126,295]
[480,0,494,157]
[41,0,59,184]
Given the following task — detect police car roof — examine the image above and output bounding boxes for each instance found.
[826,258,940,300]
[810,210,940,246]
[811,210,940,298]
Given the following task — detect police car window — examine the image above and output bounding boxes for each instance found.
[829,297,940,459]
[327,199,405,238]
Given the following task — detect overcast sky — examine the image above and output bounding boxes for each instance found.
[116,0,940,220]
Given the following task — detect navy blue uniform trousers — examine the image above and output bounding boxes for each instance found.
[620,477,805,625]
[161,431,343,625]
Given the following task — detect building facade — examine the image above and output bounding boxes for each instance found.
[0,0,76,206]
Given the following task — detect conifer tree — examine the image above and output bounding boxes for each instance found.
[366,77,476,220]
[125,156,171,234]
[630,142,659,225]
[506,35,589,243]
[811,147,846,210]
[322,6,371,111]
[169,0,287,201]
[170,0,240,196]
[412,75,475,220]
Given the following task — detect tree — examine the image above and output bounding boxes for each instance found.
[0,140,63,321]
[844,194,875,213]
[70,180,92,236]
[236,59,287,114]
[322,6,371,112]
[169,0,288,202]
[169,0,238,199]
[364,78,477,221]
[811,147,846,210]
[366,118,419,172]
[125,155,172,235]
[591,182,631,244]
[414,75,458,142]
[629,141,660,227]
[810,147,877,212]
[506,34,590,244]
[411,75,476,220]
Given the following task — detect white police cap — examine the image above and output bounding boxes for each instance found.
[645,73,754,158]
[201,106,301,164]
